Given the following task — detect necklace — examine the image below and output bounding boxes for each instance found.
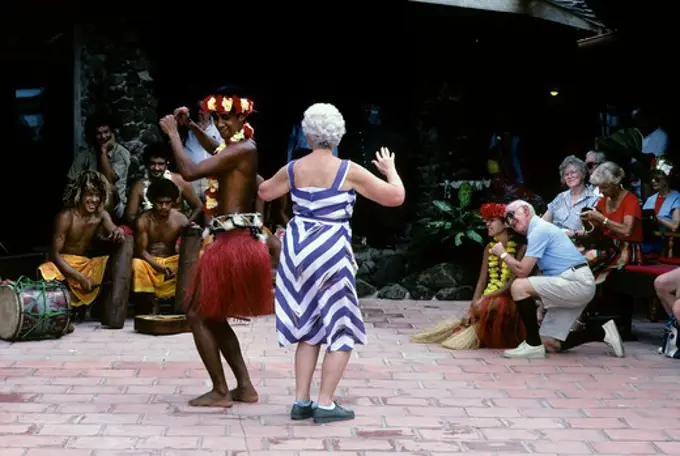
[204,123,254,216]
[483,239,517,296]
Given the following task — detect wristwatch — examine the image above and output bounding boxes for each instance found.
[603,217,609,226]
[500,252,508,261]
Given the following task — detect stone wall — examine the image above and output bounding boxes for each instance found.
[76,21,162,183]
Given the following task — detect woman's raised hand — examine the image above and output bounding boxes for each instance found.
[372,147,396,176]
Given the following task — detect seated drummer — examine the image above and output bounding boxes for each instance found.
[132,179,190,315]
[125,143,204,226]
[38,170,126,311]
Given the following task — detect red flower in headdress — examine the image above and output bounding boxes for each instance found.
[480,203,506,220]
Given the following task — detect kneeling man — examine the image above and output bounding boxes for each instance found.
[39,170,126,308]
[492,199,625,359]
[132,179,189,314]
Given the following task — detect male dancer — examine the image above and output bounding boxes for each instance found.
[159,90,271,407]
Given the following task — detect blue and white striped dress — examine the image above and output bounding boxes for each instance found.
[275,159,367,352]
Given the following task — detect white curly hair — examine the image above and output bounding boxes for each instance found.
[301,103,346,150]
[589,161,625,186]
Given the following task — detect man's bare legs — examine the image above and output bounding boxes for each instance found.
[210,320,258,403]
[317,350,351,406]
[295,342,321,402]
[187,312,259,407]
[654,268,680,315]
[187,311,232,407]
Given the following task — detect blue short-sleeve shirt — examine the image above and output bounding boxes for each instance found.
[525,216,587,276]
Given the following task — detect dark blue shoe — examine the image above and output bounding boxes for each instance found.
[313,402,355,424]
[290,402,314,420]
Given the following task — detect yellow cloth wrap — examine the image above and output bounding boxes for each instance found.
[132,255,179,299]
[38,254,109,307]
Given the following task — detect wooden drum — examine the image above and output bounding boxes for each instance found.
[134,314,191,335]
[0,278,72,341]
[101,234,134,329]
[174,225,203,314]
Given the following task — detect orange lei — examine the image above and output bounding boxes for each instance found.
[204,123,254,216]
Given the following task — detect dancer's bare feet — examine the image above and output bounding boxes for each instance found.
[188,390,234,407]
[230,385,259,403]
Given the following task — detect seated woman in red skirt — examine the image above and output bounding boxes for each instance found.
[412,203,527,349]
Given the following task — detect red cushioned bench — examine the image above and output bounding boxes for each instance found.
[599,264,678,339]
[584,232,680,339]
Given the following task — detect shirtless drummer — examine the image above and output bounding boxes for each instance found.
[38,170,126,319]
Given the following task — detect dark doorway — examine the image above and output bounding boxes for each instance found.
[1,27,74,254]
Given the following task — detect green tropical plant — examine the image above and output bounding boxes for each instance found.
[420,183,485,247]
[595,127,649,175]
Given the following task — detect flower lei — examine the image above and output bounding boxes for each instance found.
[200,94,256,216]
[204,124,254,215]
[483,239,517,296]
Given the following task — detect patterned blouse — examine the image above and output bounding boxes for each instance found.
[546,186,601,231]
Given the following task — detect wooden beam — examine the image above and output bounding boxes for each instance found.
[577,30,618,49]
[409,0,605,32]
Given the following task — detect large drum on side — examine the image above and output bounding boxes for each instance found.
[0,278,72,341]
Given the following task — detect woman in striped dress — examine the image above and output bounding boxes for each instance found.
[258,103,405,423]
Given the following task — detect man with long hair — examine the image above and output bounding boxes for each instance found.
[38,170,126,311]
[67,115,131,220]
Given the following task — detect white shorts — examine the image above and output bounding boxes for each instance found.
[529,265,596,341]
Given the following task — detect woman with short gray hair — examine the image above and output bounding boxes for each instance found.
[575,161,643,284]
[259,103,405,423]
[543,155,600,235]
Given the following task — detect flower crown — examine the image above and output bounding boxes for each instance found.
[480,203,506,220]
[201,95,255,116]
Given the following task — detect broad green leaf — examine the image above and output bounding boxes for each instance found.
[458,183,472,209]
[466,230,484,244]
[432,200,453,214]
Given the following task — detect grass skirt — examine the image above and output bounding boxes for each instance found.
[411,294,526,350]
[186,229,273,321]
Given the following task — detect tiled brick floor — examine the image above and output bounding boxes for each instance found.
[0,299,678,455]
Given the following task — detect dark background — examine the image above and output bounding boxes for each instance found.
[0,0,677,254]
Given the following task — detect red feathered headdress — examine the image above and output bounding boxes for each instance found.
[201,95,256,116]
[480,203,506,220]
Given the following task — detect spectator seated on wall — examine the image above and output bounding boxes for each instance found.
[641,157,680,255]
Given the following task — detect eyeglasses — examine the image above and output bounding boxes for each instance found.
[505,210,516,221]
[586,162,598,169]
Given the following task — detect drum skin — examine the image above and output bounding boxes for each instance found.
[134,314,190,335]
[0,280,71,341]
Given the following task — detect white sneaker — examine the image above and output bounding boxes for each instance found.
[502,341,546,359]
[602,320,625,358]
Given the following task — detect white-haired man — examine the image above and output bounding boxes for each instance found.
[491,200,625,359]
